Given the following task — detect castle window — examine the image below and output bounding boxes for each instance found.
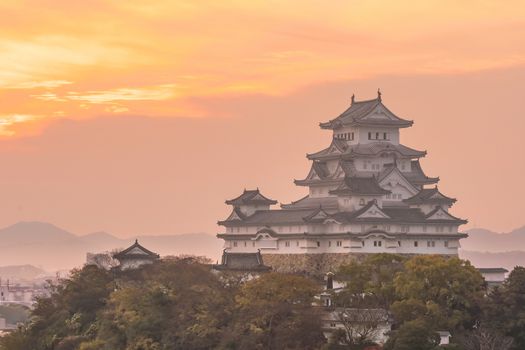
[427,240,435,247]
[374,240,382,247]
[376,132,379,139]
[398,241,401,247]
[244,241,247,247]
[368,132,372,140]
[336,241,342,247]
[444,240,449,248]
[317,241,321,247]
[351,132,354,140]
[359,198,365,206]
[383,132,387,140]
[362,241,365,247]
[285,241,290,247]
[233,241,238,247]
[328,241,332,247]
[414,241,418,247]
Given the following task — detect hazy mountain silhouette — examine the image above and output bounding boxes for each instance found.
[463,226,525,252]
[0,221,524,273]
[0,265,49,283]
[0,221,223,271]
[459,250,525,272]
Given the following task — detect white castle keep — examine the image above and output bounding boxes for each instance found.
[216,91,467,271]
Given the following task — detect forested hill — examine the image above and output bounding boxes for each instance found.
[1,255,524,350]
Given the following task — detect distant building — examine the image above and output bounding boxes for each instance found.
[437,331,451,345]
[217,92,467,273]
[477,267,508,287]
[113,240,160,270]
[0,279,47,307]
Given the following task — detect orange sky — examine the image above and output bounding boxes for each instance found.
[0,1,524,236]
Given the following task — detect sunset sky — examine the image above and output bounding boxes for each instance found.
[0,1,524,236]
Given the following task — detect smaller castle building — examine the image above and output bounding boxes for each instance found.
[113,240,160,270]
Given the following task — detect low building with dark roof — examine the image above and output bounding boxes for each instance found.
[212,250,271,273]
[216,92,468,273]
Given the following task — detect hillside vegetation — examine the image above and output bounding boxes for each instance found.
[1,255,524,350]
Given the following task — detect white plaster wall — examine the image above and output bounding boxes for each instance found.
[356,127,400,145]
[224,236,459,255]
[119,259,154,270]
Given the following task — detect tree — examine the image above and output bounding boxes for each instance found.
[383,319,440,350]
[331,308,390,347]
[499,266,525,350]
[224,273,325,350]
[457,325,513,350]
[392,256,485,331]
[95,259,234,350]
[336,254,406,310]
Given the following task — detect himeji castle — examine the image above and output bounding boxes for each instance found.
[215,91,468,273]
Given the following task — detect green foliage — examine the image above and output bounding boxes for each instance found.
[392,255,485,331]
[223,273,325,350]
[384,319,439,350]
[1,256,523,350]
[336,254,406,309]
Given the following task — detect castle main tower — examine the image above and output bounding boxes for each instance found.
[216,92,467,273]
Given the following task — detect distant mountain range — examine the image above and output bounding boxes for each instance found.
[461,226,525,252]
[0,221,223,271]
[0,222,523,276]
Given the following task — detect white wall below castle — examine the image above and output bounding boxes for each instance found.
[223,237,459,255]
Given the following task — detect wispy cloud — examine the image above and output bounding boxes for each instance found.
[65,84,178,104]
[31,92,67,101]
[9,80,73,89]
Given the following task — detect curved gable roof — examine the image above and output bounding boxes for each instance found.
[320,95,413,130]
[226,189,277,206]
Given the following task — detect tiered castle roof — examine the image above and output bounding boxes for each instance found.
[217,92,467,249]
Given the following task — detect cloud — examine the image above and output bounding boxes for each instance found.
[9,80,73,89]
[31,92,67,101]
[65,84,178,104]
